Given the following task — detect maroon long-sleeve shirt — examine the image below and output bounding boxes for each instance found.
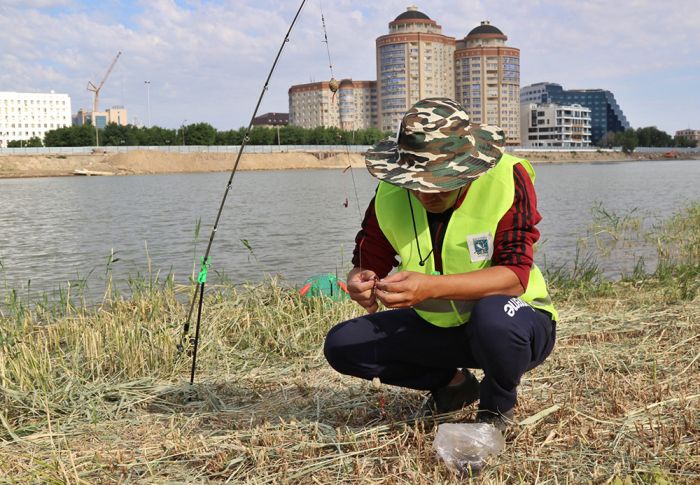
[352,164,541,290]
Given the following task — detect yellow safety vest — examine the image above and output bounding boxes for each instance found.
[375,153,558,327]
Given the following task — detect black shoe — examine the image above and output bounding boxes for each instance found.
[426,369,480,414]
[475,408,515,432]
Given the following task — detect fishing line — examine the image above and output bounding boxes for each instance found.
[320,3,334,80]
[322,7,364,271]
[319,3,366,283]
[178,0,308,385]
[344,142,364,223]
[320,2,339,95]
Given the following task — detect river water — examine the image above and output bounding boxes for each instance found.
[1,160,698,303]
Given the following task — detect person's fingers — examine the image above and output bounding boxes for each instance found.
[379,271,409,283]
[375,279,410,293]
[350,288,377,307]
[359,269,378,282]
[348,279,376,293]
[376,290,410,308]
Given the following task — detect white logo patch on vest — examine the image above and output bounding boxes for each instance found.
[466,232,494,262]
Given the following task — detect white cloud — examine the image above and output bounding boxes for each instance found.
[2,0,73,7]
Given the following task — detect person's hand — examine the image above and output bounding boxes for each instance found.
[375,271,435,308]
[347,268,379,313]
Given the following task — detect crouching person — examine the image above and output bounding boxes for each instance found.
[323,98,558,430]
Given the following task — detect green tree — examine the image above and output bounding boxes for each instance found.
[308,126,332,144]
[248,126,275,145]
[180,122,216,145]
[636,126,672,147]
[24,136,43,147]
[101,123,137,146]
[44,124,95,147]
[215,129,243,145]
[39,122,391,148]
[618,129,639,153]
[358,127,389,145]
[144,126,177,145]
[674,136,697,148]
[278,125,307,144]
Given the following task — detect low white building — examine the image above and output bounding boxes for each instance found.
[0,91,72,147]
[520,102,591,148]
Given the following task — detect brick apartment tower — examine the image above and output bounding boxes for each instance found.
[376,5,455,132]
[455,21,521,144]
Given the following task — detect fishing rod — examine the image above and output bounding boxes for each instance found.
[178,0,308,385]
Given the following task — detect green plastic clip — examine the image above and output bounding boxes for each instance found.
[431,270,441,276]
[197,256,211,284]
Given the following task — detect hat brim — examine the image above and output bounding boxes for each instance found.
[365,124,506,193]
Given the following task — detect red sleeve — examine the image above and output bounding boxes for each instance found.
[351,197,398,278]
[492,164,541,290]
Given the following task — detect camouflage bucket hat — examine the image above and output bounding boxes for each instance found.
[365,97,506,193]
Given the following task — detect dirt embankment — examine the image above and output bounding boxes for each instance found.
[0,149,696,179]
[0,151,367,179]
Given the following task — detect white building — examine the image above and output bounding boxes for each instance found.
[289,79,377,130]
[0,91,72,147]
[520,103,592,148]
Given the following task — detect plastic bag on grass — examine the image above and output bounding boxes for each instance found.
[433,423,505,474]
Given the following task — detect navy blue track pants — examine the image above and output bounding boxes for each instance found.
[323,295,556,414]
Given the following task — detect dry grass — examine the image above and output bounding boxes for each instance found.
[1,205,698,483]
[1,276,697,484]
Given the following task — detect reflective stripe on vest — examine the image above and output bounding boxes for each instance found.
[375,153,558,327]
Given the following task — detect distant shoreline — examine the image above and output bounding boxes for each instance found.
[0,149,697,179]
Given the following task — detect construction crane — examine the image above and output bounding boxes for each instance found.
[87,51,122,117]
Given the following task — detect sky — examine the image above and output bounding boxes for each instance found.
[1,0,698,134]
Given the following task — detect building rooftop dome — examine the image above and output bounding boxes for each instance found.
[394,5,431,21]
[467,20,505,37]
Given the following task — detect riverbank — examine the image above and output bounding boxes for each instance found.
[1,204,698,482]
[1,149,697,179]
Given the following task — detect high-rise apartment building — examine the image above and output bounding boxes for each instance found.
[520,103,591,148]
[289,7,523,137]
[288,79,377,130]
[455,21,520,144]
[376,6,455,131]
[0,91,71,147]
[337,79,378,130]
[521,82,630,145]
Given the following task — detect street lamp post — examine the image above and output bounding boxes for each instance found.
[182,119,187,146]
[144,80,151,127]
